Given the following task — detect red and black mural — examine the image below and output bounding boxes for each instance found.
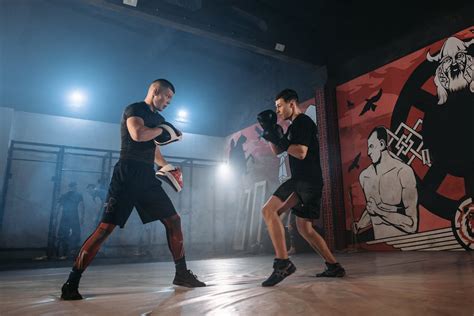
[337,27,473,251]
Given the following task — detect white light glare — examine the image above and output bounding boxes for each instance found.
[218,163,232,178]
[68,90,86,107]
[178,110,188,119]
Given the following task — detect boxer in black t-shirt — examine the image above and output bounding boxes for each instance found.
[257,89,345,287]
[61,79,205,300]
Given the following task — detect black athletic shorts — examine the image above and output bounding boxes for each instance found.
[273,178,323,219]
[101,159,177,228]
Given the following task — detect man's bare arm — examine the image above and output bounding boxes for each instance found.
[154,146,168,167]
[127,117,163,142]
[287,144,308,160]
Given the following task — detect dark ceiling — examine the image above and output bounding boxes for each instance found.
[103,0,473,67]
[1,0,472,137]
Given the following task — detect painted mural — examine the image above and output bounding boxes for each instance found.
[337,27,473,251]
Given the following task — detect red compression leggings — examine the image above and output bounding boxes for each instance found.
[73,214,184,271]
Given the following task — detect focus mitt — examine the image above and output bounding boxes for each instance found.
[156,164,183,192]
[154,122,183,146]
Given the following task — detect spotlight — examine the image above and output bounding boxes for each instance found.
[68,90,87,107]
[218,163,232,178]
[176,109,188,122]
[178,109,187,118]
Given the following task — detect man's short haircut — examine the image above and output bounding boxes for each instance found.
[369,126,388,146]
[275,89,299,103]
[152,79,175,94]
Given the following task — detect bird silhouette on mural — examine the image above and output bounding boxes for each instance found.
[348,152,362,172]
[359,88,383,116]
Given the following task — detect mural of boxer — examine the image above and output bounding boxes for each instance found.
[354,126,418,239]
[337,26,474,251]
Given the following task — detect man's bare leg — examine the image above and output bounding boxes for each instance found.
[261,193,300,286]
[295,217,336,263]
[296,217,345,277]
[262,193,300,258]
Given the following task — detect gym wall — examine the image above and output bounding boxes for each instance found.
[0,108,232,259]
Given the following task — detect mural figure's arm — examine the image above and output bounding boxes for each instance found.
[354,171,373,233]
[354,209,372,233]
[246,154,255,164]
[374,167,418,233]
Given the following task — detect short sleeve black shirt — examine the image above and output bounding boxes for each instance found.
[286,114,323,184]
[120,102,165,164]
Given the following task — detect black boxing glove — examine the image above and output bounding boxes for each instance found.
[262,125,290,150]
[257,110,290,151]
[261,124,283,143]
[257,109,277,130]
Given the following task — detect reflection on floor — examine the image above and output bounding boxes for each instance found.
[0,252,472,315]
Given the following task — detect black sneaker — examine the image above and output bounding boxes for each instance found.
[316,262,345,277]
[173,270,206,287]
[61,282,83,300]
[262,259,296,287]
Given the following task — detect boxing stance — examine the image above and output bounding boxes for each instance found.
[61,79,205,300]
[258,89,345,287]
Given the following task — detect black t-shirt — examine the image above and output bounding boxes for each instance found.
[286,114,323,184]
[120,102,165,164]
[58,191,83,222]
